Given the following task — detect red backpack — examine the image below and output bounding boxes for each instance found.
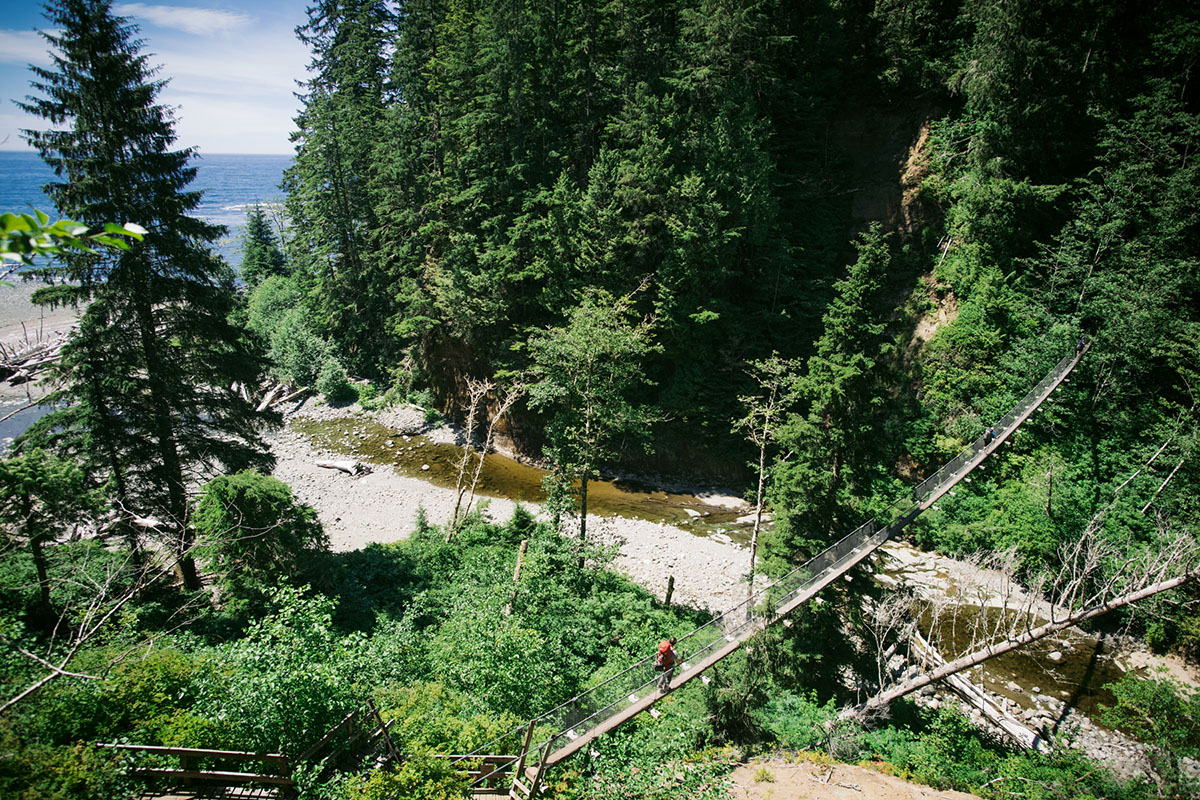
[656,639,675,668]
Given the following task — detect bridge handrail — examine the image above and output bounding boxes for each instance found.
[460,344,1086,769]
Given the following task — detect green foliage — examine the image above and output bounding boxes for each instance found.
[374,681,521,755]
[848,704,1152,800]
[338,755,466,800]
[0,724,132,800]
[766,225,893,565]
[0,450,98,621]
[0,209,143,267]
[20,0,273,591]
[284,0,393,376]
[238,204,287,289]
[245,274,303,337]
[569,705,732,800]
[427,597,564,720]
[193,471,328,621]
[526,288,661,542]
[269,308,331,386]
[752,690,839,751]
[195,586,365,757]
[1100,673,1200,796]
[317,357,357,403]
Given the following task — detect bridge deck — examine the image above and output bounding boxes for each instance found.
[538,346,1086,768]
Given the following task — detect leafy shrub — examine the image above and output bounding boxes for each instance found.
[244,274,302,337]
[338,756,466,800]
[269,307,330,386]
[752,690,839,751]
[317,357,357,403]
[374,682,522,754]
[1100,672,1200,795]
[0,726,132,800]
[195,586,365,757]
[193,471,327,620]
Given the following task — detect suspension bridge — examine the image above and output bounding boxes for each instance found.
[114,343,1088,799]
[458,342,1088,799]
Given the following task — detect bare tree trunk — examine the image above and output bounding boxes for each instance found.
[748,434,768,604]
[852,569,1199,719]
[458,382,523,532]
[448,378,490,541]
[504,539,528,616]
[579,473,589,549]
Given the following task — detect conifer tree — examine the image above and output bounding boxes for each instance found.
[284,0,393,375]
[766,225,892,566]
[239,205,287,289]
[20,0,273,590]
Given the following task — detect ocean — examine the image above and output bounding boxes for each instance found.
[0,151,292,452]
[0,150,293,264]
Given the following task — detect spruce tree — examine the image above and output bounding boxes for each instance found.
[20,0,273,590]
[284,0,392,375]
[766,225,892,567]
[239,205,287,289]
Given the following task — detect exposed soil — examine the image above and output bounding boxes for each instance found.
[728,757,981,800]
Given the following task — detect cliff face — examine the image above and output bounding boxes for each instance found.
[424,103,949,487]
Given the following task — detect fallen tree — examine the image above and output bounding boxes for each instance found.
[848,524,1200,722]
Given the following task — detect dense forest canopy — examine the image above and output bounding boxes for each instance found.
[3,0,1200,799]
[282,0,1197,566]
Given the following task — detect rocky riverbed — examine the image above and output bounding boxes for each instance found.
[875,540,1199,781]
[269,395,753,614]
[273,396,1198,782]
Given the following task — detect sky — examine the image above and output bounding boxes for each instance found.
[0,1,311,154]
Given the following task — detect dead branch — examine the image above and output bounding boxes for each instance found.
[850,542,1200,720]
[448,377,492,540]
[256,382,286,412]
[458,382,525,528]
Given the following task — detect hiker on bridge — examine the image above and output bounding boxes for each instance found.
[655,637,679,692]
[1076,336,1087,354]
[984,426,996,446]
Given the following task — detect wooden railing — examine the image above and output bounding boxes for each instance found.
[98,743,293,793]
[430,753,520,791]
[296,699,399,783]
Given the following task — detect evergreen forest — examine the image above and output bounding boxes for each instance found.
[3,1,1200,799]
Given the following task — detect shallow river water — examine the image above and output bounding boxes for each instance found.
[292,417,754,543]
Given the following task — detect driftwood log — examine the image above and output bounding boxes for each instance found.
[0,333,68,385]
[316,460,372,477]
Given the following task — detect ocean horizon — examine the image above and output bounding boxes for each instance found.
[0,151,293,264]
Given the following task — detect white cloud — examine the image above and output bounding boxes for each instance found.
[0,30,51,66]
[170,94,298,154]
[113,4,251,36]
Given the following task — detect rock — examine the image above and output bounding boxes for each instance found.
[1047,650,1064,663]
[1031,686,1041,694]
[1006,681,1023,693]
[421,464,430,471]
